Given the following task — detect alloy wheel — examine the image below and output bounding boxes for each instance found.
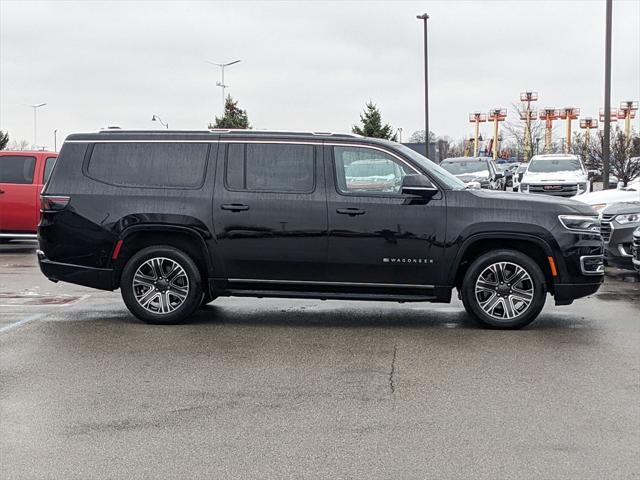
[132,257,190,314]
[474,261,534,320]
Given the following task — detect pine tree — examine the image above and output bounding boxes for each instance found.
[352,101,395,140]
[209,95,251,129]
[0,130,9,150]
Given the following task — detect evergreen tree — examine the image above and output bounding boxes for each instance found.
[352,101,395,140]
[0,130,8,150]
[209,95,251,129]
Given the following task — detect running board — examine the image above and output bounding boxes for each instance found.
[225,289,438,302]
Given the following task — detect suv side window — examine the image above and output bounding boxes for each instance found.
[0,156,36,184]
[333,146,413,195]
[87,142,208,188]
[225,143,314,193]
[43,157,57,184]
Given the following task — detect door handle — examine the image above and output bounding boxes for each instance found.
[221,203,250,212]
[336,208,365,216]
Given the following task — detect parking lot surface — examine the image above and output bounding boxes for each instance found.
[1,242,639,479]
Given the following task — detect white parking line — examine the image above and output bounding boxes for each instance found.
[0,313,46,335]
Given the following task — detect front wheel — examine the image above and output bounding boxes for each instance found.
[461,249,547,329]
[121,246,202,324]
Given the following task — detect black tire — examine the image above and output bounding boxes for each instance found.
[461,249,546,329]
[120,246,202,324]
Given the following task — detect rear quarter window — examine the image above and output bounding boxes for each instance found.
[0,155,36,184]
[86,142,209,188]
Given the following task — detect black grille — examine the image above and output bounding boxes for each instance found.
[529,184,578,196]
[600,214,614,243]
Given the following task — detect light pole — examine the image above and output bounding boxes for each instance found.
[54,129,58,152]
[488,108,506,161]
[579,117,598,160]
[468,112,487,157]
[416,13,429,158]
[602,0,613,189]
[559,107,580,153]
[30,103,46,147]
[151,114,169,129]
[618,100,638,140]
[539,108,560,153]
[520,91,538,161]
[396,127,403,143]
[206,60,241,114]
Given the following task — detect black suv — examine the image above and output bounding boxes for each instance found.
[38,130,604,329]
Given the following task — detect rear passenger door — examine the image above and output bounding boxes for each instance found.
[212,141,328,282]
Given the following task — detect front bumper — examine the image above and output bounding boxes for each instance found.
[37,250,115,290]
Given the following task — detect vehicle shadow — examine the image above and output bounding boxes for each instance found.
[0,242,38,255]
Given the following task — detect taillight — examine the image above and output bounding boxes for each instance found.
[41,195,70,212]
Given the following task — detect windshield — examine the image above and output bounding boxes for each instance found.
[394,144,466,189]
[528,158,583,173]
[441,160,489,176]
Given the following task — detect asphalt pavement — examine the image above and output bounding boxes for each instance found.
[1,242,639,479]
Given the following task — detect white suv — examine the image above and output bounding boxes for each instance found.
[519,154,590,197]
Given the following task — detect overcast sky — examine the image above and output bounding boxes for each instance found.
[1,0,638,149]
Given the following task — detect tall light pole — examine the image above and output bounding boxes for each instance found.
[602,0,613,189]
[539,108,560,153]
[30,103,46,147]
[469,112,487,157]
[206,60,241,114]
[488,108,507,160]
[151,114,169,129]
[618,100,638,140]
[520,91,538,161]
[417,13,429,158]
[559,107,580,153]
[54,129,58,152]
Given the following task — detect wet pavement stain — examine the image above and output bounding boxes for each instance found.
[0,293,83,305]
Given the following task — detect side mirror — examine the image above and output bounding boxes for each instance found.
[494,172,504,180]
[401,174,438,197]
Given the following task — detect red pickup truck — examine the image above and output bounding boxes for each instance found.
[0,150,58,242]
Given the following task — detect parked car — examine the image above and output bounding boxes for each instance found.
[440,156,505,190]
[574,179,640,214]
[632,226,640,273]
[496,162,519,189]
[0,150,58,242]
[519,154,590,197]
[38,129,604,329]
[599,202,640,270]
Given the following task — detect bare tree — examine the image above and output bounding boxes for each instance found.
[408,130,436,144]
[576,127,640,185]
[7,139,31,151]
[502,103,545,161]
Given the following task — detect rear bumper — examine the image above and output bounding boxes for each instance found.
[553,280,602,305]
[37,250,115,290]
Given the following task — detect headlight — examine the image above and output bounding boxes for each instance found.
[577,182,588,193]
[520,183,529,192]
[558,215,600,233]
[615,213,640,225]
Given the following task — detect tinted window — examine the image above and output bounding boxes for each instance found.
[87,143,208,188]
[0,156,36,184]
[43,157,57,184]
[334,146,413,195]
[226,143,314,193]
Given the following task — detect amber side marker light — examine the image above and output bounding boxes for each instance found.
[547,256,558,277]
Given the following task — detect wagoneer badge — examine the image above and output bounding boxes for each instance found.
[383,258,434,264]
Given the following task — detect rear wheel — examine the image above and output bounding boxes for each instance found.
[461,249,546,329]
[121,246,202,324]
